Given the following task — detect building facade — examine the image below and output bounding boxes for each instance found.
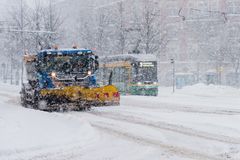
[157,0,240,87]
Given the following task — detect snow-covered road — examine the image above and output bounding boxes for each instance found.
[0,83,240,160]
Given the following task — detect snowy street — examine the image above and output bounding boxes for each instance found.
[1,83,240,160]
[2,0,240,160]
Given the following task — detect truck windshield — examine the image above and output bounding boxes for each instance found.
[39,54,93,73]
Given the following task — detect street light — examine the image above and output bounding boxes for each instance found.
[171,58,175,93]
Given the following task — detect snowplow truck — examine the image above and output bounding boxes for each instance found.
[20,49,120,111]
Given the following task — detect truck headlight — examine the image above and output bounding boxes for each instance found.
[51,72,57,78]
[88,71,92,75]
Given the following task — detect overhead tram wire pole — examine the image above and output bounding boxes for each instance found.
[2,29,56,86]
[0,0,56,86]
[171,58,175,93]
[19,30,56,86]
[20,0,24,86]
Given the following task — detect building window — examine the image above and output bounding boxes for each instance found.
[208,0,219,11]
[227,0,240,14]
[166,41,179,60]
[166,0,179,17]
[166,23,179,40]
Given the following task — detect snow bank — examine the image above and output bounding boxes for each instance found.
[159,83,240,97]
[0,83,20,94]
[0,84,98,159]
[1,83,240,160]
[177,83,240,97]
[0,108,95,152]
[157,83,240,109]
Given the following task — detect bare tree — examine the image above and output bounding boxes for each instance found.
[138,0,162,55]
[7,0,63,52]
[95,9,113,55]
[42,0,63,49]
[29,0,44,51]
[75,14,96,49]
[7,0,30,51]
[113,1,128,55]
[4,0,30,84]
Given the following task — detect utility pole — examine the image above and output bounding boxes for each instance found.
[118,1,125,55]
[3,0,57,86]
[8,0,23,85]
[171,58,175,93]
[49,0,53,46]
[20,0,24,86]
[10,0,23,85]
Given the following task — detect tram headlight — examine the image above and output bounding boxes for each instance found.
[51,72,57,78]
[137,82,142,86]
[88,71,92,75]
[153,82,158,85]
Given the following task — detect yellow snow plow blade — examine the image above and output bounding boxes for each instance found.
[40,85,120,106]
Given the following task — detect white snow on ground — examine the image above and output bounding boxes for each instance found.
[0,83,98,160]
[158,83,240,109]
[0,83,240,160]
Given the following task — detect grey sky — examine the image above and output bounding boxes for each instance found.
[24,0,65,6]
[0,0,64,20]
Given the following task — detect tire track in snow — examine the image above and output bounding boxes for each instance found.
[25,146,83,160]
[0,91,21,106]
[121,99,240,115]
[129,103,240,115]
[91,122,229,160]
[68,112,238,160]
[0,137,98,160]
[90,111,240,145]
[0,93,13,98]
[0,145,83,160]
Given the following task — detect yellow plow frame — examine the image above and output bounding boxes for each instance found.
[40,85,120,107]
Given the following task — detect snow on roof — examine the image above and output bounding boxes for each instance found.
[206,69,217,73]
[38,48,93,57]
[40,48,91,53]
[100,54,157,62]
[175,72,194,76]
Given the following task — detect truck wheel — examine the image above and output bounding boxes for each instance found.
[20,94,27,107]
[37,100,48,111]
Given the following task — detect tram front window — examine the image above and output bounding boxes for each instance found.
[134,61,157,83]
